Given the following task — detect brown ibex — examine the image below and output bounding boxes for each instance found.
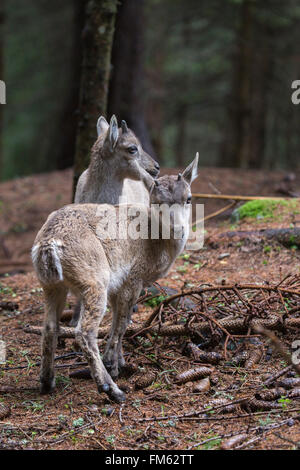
[32,154,198,403]
[74,115,160,205]
[72,115,160,326]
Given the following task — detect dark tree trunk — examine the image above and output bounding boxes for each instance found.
[222,0,254,168]
[0,0,4,179]
[175,103,188,168]
[56,0,85,170]
[107,0,155,156]
[247,17,274,169]
[175,15,191,168]
[73,0,118,195]
[222,1,276,170]
[146,46,165,161]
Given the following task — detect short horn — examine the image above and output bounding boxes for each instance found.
[121,120,129,134]
[177,173,182,181]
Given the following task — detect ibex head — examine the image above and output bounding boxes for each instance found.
[148,153,199,206]
[96,115,160,180]
[146,153,199,242]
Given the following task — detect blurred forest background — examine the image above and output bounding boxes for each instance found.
[0,0,300,183]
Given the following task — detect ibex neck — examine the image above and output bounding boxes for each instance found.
[88,154,124,205]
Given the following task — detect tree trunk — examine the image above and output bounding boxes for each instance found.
[72,0,118,196]
[233,0,253,168]
[0,0,4,180]
[56,0,85,170]
[107,0,155,156]
[222,0,254,168]
[175,103,188,168]
[248,18,274,169]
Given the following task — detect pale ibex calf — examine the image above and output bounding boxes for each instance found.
[32,154,198,403]
[72,115,160,327]
[74,115,160,205]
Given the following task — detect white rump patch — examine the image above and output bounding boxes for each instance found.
[50,239,63,281]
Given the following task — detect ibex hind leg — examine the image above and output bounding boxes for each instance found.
[40,286,67,394]
[104,282,142,379]
[75,283,125,403]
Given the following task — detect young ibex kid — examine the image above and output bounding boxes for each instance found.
[72,115,160,326]
[74,114,160,205]
[32,154,198,403]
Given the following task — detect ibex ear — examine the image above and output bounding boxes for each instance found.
[182,152,199,185]
[121,120,129,134]
[97,116,109,137]
[108,115,119,150]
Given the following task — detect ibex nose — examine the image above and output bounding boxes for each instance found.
[155,163,160,171]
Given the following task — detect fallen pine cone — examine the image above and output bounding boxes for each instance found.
[230,351,248,367]
[210,375,219,386]
[185,342,222,365]
[221,433,248,450]
[245,347,264,368]
[0,301,19,312]
[134,372,156,390]
[287,387,300,398]
[0,403,10,419]
[255,388,286,401]
[119,363,139,377]
[192,377,210,393]
[205,398,238,413]
[245,398,282,412]
[175,367,213,385]
[117,380,131,393]
[278,378,300,390]
[147,393,169,402]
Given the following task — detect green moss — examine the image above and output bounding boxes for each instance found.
[236,199,290,221]
[145,295,167,307]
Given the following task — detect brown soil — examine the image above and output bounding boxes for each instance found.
[0,167,299,450]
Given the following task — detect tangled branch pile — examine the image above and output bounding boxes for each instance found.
[25,274,300,351]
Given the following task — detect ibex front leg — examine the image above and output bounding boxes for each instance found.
[75,282,125,403]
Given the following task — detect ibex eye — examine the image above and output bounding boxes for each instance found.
[186,196,192,204]
[128,145,138,154]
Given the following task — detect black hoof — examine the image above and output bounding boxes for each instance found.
[99,383,126,403]
[101,383,110,393]
[108,388,126,404]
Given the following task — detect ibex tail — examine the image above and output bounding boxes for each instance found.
[32,240,63,284]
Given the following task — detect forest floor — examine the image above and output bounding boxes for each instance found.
[0,167,300,450]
